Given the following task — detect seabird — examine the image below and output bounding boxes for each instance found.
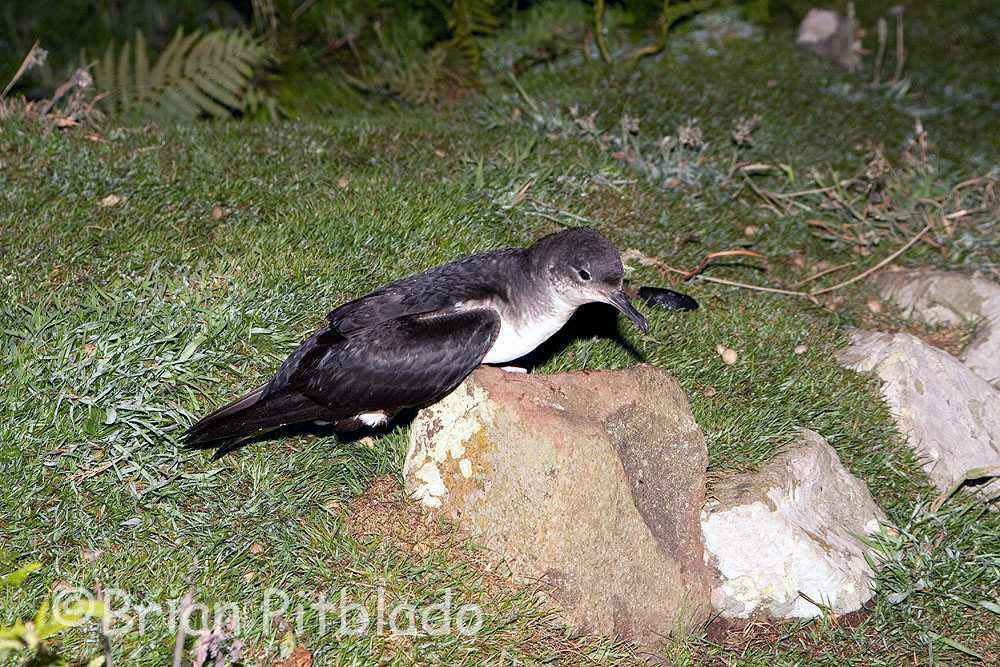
[185,228,650,455]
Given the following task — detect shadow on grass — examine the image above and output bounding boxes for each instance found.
[519,301,644,370]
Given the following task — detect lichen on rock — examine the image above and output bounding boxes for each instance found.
[403,365,714,646]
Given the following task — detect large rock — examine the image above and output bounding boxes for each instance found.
[876,269,1000,388]
[701,430,886,619]
[838,331,1000,494]
[403,365,713,645]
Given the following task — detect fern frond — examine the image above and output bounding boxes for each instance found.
[94,28,275,121]
[134,31,149,104]
[116,40,131,115]
[435,0,499,72]
[95,42,115,111]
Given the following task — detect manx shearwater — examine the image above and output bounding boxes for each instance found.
[186,228,658,455]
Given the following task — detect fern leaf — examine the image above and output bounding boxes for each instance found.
[95,42,115,113]
[223,34,256,80]
[196,69,244,110]
[94,27,274,121]
[438,0,499,72]
[178,78,230,119]
[134,30,149,104]
[147,29,184,94]
[116,41,131,115]
[165,30,203,89]
[160,86,200,119]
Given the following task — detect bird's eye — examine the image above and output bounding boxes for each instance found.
[577,269,592,281]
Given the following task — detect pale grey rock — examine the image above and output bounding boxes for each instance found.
[876,269,1000,388]
[403,365,713,646]
[796,9,861,70]
[839,331,1000,494]
[701,430,887,619]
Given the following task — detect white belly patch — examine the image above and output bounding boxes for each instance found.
[482,312,573,364]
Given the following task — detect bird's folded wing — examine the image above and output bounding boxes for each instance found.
[325,248,525,335]
[283,307,501,416]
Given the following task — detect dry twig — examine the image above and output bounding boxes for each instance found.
[680,249,766,280]
[793,261,855,287]
[1,41,43,98]
[810,223,932,295]
[627,220,933,302]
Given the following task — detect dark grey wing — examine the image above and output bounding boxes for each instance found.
[268,308,500,419]
[327,248,525,335]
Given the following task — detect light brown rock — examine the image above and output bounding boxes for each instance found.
[403,365,712,645]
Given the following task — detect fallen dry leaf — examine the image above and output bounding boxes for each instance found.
[739,164,772,174]
[211,205,228,221]
[433,148,446,158]
[54,116,79,128]
[794,344,808,355]
[81,343,97,355]
[744,225,760,236]
[249,543,264,556]
[50,580,75,595]
[866,297,883,314]
[99,194,125,208]
[716,345,738,365]
[703,387,718,397]
[337,177,350,189]
[279,647,312,667]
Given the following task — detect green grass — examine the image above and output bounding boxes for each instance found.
[2,2,998,665]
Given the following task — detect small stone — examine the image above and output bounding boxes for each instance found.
[249,543,264,556]
[794,344,808,355]
[743,225,759,237]
[433,148,446,158]
[866,297,883,314]
[716,345,738,365]
[703,387,718,397]
[211,205,228,220]
[99,194,125,208]
[337,177,350,189]
[796,9,861,70]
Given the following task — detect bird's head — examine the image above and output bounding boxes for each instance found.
[528,228,648,333]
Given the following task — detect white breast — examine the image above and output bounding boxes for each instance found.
[482,306,575,364]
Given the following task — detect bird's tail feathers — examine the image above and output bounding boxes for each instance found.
[184,385,323,450]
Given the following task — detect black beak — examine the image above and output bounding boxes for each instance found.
[609,290,649,333]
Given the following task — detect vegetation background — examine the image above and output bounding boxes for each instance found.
[1,0,997,665]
